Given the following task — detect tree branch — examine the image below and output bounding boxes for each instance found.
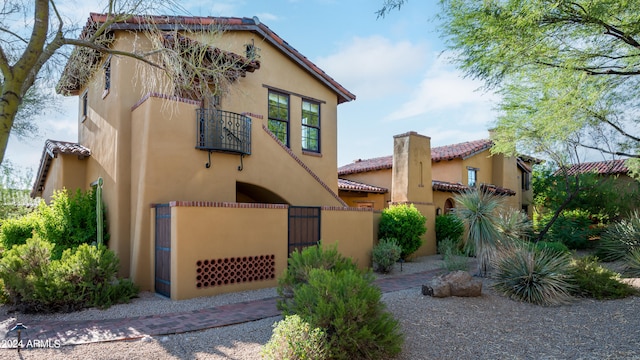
[13,0,49,77]
[61,38,166,70]
[0,26,29,44]
[578,143,640,158]
[589,111,640,143]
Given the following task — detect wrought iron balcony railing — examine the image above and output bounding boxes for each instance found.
[196,108,251,155]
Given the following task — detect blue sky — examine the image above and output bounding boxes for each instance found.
[6,0,498,173]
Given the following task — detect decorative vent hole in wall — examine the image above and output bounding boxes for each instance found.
[196,254,276,288]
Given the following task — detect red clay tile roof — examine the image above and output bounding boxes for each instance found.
[59,14,355,104]
[31,140,91,198]
[338,139,494,175]
[432,180,516,196]
[431,139,493,162]
[560,159,630,176]
[517,158,532,173]
[338,178,388,193]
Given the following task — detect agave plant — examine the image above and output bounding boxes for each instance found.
[492,244,575,306]
[454,189,504,276]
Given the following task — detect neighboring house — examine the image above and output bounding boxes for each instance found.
[559,159,639,200]
[338,132,538,218]
[30,14,375,300]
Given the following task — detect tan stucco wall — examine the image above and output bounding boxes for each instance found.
[321,208,375,269]
[339,192,386,210]
[170,204,288,300]
[40,155,88,202]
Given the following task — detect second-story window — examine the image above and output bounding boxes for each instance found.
[301,100,320,152]
[81,90,88,122]
[468,167,478,187]
[103,56,111,96]
[522,171,530,190]
[268,90,289,146]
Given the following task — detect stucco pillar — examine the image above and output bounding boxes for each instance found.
[391,131,433,204]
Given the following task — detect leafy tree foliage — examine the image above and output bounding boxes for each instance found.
[435,0,640,176]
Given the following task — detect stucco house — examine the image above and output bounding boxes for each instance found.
[30,14,381,300]
[338,132,538,217]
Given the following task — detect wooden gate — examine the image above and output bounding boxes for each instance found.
[155,204,171,297]
[288,206,321,255]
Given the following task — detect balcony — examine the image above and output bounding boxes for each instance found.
[196,109,251,155]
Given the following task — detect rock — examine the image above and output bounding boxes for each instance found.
[423,270,482,298]
[423,277,451,298]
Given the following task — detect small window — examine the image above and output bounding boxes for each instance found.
[522,172,530,191]
[467,167,478,187]
[268,90,289,146]
[102,56,111,97]
[301,100,320,152]
[81,91,88,122]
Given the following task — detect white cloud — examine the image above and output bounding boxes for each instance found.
[385,52,498,122]
[315,36,429,100]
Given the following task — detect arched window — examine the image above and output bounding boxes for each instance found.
[444,198,455,214]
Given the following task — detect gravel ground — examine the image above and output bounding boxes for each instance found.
[2,255,639,360]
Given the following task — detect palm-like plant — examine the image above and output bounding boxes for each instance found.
[496,209,533,243]
[454,189,504,276]
[625,248,640,278]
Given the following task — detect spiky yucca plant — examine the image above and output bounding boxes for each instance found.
[595,211,640,262]
[496,210,533,242]
[625,248,640,278]
[454,189,504,276]
[492,244,574,306]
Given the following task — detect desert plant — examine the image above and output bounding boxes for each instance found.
[0,237,137,312]
[282,268,403,360]
[437,237,468,271]
[277,243,358,310]
[496,210,533,242]
[378,203,426,259]
[570,256,636,300]
[595,212,640,262]
[624,248,640,277]
[454,189,504,276]
[492,244,574,306]
[372,238,402,273]
[435,214,464,249]
[262,314,328,360]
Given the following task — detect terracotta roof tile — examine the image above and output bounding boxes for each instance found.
[432,180,516,196]
[560,159,629,176]
[431,139,493,162]
[338,139,493,175]
[31,140,91,198]
[338,178,388,193]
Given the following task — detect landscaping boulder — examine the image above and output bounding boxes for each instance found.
[422,270,482,298]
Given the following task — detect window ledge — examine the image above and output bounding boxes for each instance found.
[102,89,110,99]
[302,150,322,157]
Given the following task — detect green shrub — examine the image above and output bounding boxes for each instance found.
[435,214,464,249]
[625,248,640,277]
[492,245,574,306]
[595,212,640,261]
[262,314,328,360]
[36,189,108,259]
[0,237,137,313]
[378,203,426,259]
[438,237,468,271]
[372,238,401,273]
[570,256,636,300]
[541,209,592,250]
[277,243,358,310]
[282,268,403,360]
[0,213,38,251]
[534,241,570,255]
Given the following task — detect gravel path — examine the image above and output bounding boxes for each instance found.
[2,255,639,360]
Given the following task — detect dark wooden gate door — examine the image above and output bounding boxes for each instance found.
[288,206,321,255]
[155,204,171,297]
